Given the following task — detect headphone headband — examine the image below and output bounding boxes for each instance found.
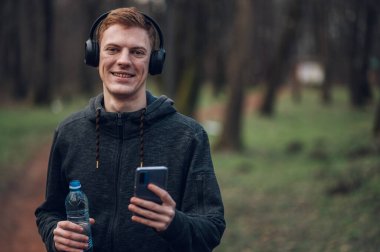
[87,11,164,50]
[87,12,109,42]
[84,10,166,75]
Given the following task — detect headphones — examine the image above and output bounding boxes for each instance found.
[84,11,166,75]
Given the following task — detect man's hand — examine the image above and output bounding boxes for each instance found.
[53,218,95,252]
[128,183,176,232]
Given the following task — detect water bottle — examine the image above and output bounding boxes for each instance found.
[65,180,93,251]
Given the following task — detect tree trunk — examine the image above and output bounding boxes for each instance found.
[260,0,302,116]
[80,0,102,95]
[175,62,202,117]
[174,1,206,117]
[4,0,28,101]
[34,0,53,104]
[374,101,380,148]
[215,0,254,152]
[348,0,375,108]
[163,0,178,98]
[313,0,333,104]
[290,64,302,103]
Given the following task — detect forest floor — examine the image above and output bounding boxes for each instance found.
[0,143,49,252]
[0,92,262,252]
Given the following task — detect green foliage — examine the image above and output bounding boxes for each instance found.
[211,87,380,252]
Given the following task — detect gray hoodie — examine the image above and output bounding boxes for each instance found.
[35,92,225,252]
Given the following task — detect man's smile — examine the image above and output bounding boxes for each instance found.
[112,71,135,78]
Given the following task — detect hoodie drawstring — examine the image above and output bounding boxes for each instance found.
[139,108,146,167]
[96,108,101,168]
[95,108,146,169]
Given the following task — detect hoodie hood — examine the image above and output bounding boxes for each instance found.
[86,91,177,139]
[84,91,177,169]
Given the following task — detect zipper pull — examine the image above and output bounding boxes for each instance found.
[117,113,122,126]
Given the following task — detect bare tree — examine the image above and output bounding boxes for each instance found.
[203,0,234,96]
[312,0,334,104]
[162,0,178,98]
[33,0,54,104]
[260,0,303,116]
[374,102,380,147]
[0,0,28,101]
[215,0,254,151]
[174,0,207,117]
[347,0,376,108]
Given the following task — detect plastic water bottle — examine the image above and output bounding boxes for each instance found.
[65,180,93,251]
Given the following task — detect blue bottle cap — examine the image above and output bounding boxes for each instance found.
[69,180,81,190]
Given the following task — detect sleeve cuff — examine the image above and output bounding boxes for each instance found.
[159,210,187,241]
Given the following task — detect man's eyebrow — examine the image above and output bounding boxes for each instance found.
[102,43,148,51]
[131,46,148,51]
[103,43,120,47]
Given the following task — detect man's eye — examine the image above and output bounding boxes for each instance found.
[132,50,146,57]
[106,47,118,54]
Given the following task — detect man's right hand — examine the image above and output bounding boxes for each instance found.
[53,218,95,252]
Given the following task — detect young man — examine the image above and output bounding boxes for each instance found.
[35,7,225,252]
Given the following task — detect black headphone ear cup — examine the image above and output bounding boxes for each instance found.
[85,39,99,67]
[149,49,166,75]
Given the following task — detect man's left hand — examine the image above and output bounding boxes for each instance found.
[128,183,176,232]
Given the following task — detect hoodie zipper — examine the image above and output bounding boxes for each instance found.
[109,113,123,252]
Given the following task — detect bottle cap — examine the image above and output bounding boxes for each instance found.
[69,180,81,190]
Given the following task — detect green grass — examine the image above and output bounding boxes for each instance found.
[211,87,380,252]
[0,99,87,191]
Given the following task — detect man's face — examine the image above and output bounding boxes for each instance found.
[99,24,151,104]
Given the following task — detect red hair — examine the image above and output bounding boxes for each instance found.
[97,7,156,49]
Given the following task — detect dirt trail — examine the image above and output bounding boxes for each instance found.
[0,143,50,252]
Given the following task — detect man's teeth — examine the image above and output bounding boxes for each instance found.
[113,73,132,78]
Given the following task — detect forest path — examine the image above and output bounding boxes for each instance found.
[0,143,49,252]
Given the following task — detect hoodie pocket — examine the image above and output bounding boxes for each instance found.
[195,173,206,215]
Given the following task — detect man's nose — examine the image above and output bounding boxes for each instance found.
[117,49,131,65]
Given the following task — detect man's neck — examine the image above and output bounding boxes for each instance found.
[103,93,147,113]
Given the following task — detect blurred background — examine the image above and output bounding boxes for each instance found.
[0,0,380,251]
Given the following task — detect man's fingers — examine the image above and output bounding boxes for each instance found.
[130,196,175,217]
[129,186,176,232]
[54,235,88,250]
[54,227,89,242]
[147,184,176,206]
[55,241,86,252]
[128,202,171,222]
[131,213,170,232]
[57,220,84,233]
[53,220,90,251]
[129,197,164,214]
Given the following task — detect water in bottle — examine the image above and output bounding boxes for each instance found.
[65,180,93,251]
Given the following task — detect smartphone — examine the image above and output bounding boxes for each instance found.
[134,166,168,204]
